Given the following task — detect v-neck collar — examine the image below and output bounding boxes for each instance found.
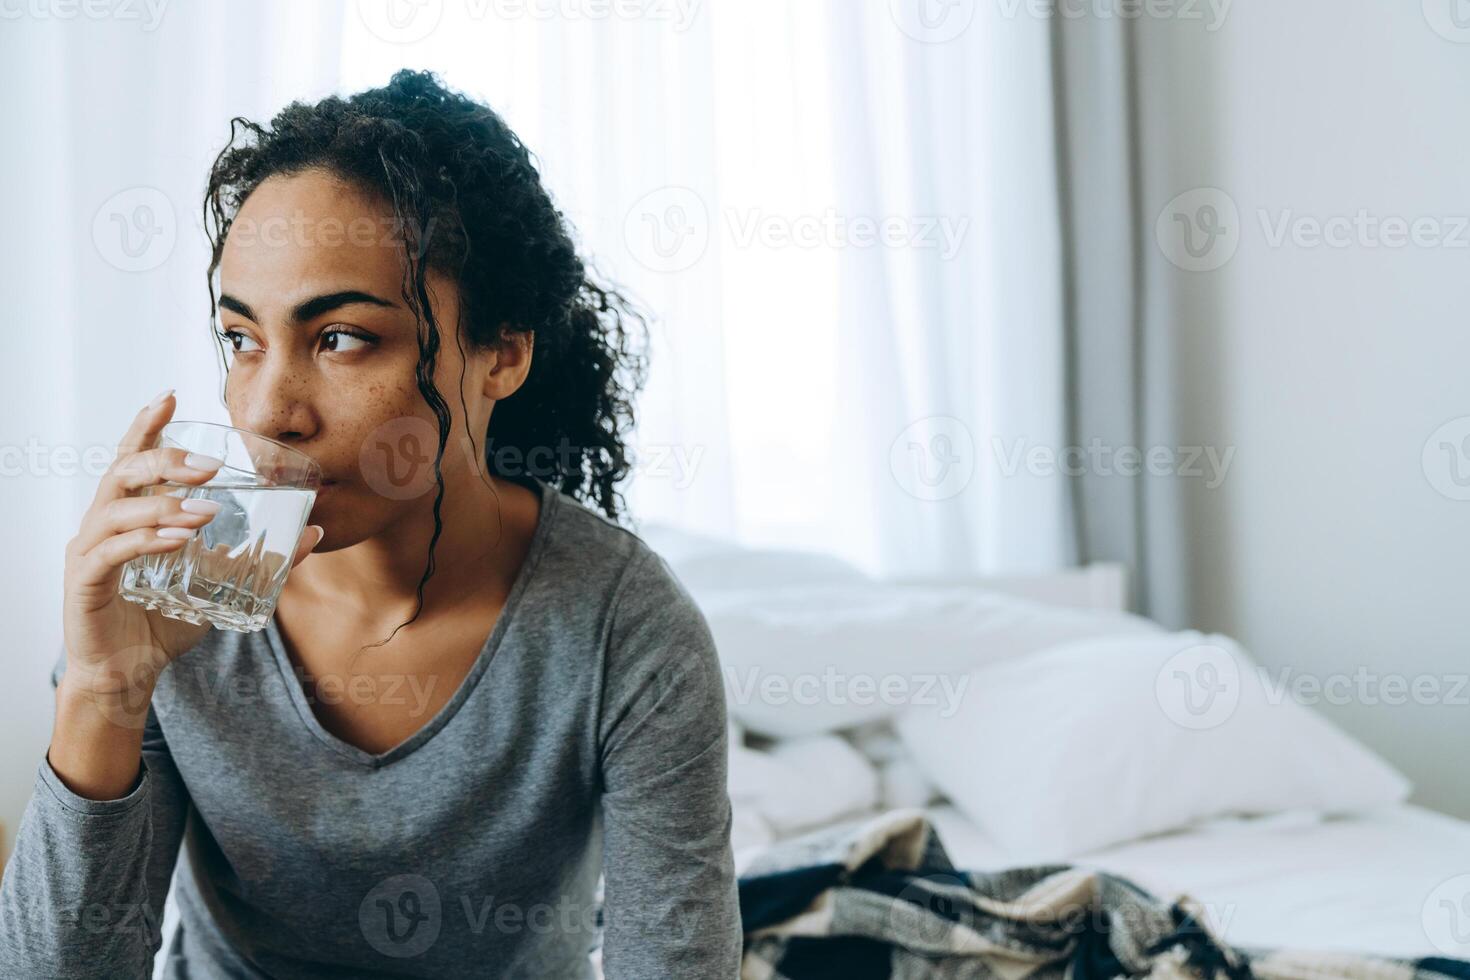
[264,475,559,769]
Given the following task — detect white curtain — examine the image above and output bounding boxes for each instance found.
[0,1,346,858]
[337,0,1074,578]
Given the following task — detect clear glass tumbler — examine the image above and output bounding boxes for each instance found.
[118,421,322,632]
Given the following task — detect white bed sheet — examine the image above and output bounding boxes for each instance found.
[923,801,1470,960]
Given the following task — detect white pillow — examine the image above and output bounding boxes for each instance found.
[727,734,879,836]
[702,583,1162,737]
[894,631,1412,859]
[841,720,943,808]
[637,522,736,565]
[639,523,871,593]
[674,550,870,595]
[730,805,776,855]
[875,756,943,809]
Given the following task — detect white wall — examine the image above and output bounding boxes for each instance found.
[1135,0,1470,818]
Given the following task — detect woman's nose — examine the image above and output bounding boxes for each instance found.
[231,366,319,443]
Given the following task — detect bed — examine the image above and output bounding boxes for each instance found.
[692,550,1470,967]
[921,564,1465,958]
[920,800,1470,959]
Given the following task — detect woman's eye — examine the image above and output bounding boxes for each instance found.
[321,328,375,353]
[219,329,260,353]
[216,328,374,354]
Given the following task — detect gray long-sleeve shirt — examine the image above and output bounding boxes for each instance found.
[0,476,743,978]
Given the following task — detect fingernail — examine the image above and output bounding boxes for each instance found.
[147,388,175,409]
[184,452,224,471]
[309,525,325,545]
[180,499,222,515]
[156,527,194,539]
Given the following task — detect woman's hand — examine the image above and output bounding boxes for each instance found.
[59,390,323,707]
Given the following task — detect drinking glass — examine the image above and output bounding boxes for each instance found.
[118,421,321,632]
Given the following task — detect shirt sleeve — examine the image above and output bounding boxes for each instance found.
[596,547,743,979]
[0,648,191,979]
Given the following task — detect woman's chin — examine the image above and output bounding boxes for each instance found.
[309,482,342,520]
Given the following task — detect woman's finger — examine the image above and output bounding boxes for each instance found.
[68,525,193,595]
[290,525,325,570]
[72,449,224,556]
[91,389,178,511]
[106,447,224,495]
[76,493,221,550]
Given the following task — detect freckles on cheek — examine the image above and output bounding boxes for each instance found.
[343,382,431,435]
[382,381,428,409]
[345,379,399,403]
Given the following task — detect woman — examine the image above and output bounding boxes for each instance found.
[0,70,741,978]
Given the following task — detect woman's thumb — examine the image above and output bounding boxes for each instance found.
[291,525,325,568]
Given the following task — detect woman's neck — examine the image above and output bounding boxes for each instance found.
[283,474,541,633]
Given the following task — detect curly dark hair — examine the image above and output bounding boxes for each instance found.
[202,68,649,647]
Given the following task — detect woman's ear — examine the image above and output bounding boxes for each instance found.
[482,324,534,401]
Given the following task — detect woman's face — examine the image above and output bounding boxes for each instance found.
[217,168,520,547]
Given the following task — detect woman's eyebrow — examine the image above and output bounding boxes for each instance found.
[218,290,399,325]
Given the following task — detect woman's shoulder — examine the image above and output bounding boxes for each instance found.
[539,483,710,646]
[539,483,683,593]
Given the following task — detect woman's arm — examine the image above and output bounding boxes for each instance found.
[0,649,190,978]
[596,549,743,979]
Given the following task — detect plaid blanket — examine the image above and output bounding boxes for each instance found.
[737,808,1470,980]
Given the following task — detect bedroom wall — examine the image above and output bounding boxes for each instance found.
[1132,0,1470,818]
